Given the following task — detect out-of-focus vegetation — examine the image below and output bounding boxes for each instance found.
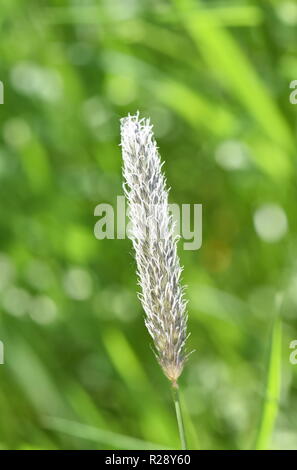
[0,0,296,450]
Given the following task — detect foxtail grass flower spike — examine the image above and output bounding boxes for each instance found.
[120,112,190,388]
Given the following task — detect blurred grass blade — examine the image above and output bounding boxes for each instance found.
[255,315,282,450]
[102,49,236,137]
[178,389,200,450]
[102,328,177,446]
[44,417,167,450]
[161,5,262,26]
[43,6,103,24]
[195,5,262,26]
[8,338,67,416]
[102,327,149,388]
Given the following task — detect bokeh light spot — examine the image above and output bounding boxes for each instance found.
[215,140,250,170]
[29,296,57,324]
[3,286,31,317]
[253,204,288,242]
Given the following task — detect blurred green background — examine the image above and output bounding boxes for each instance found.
[0,0,297,450]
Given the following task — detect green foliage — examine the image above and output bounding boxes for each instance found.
[255,313,282,450]
[0,0,296,449]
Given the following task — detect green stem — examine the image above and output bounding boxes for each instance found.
[172,385,187,450]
